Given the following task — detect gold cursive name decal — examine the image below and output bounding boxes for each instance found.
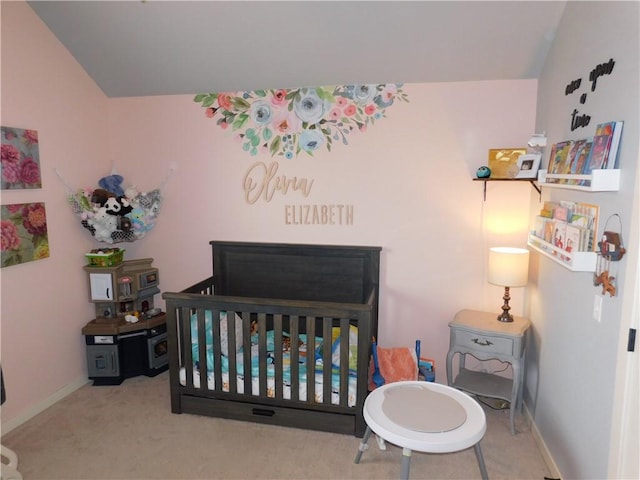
[243,161,314,205]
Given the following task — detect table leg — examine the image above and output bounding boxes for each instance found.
[474,442,489,480]
[510,358,522,435]
[401,447,412,480]
[354,426,372,464]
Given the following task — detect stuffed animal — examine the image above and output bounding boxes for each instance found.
[99,174,125,197]
[594,271,616,297]
[88,206,118,243]
[104,196,133,216]
[91,188,113,206]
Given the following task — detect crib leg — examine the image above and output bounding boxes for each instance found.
[354,426,372,464]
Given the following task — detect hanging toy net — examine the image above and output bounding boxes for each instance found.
[67,174,163,244]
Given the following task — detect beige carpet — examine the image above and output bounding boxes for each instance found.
[2,372,551,479]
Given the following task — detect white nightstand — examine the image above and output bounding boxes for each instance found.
[446,309,531,435]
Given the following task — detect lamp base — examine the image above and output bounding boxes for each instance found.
[497,311,514,322]
[497,286,514,322]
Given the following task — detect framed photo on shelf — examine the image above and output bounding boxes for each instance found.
[488,148,527,178]
[514,153,541,179]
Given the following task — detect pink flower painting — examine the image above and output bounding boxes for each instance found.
[1,127,42,189]
[1,202,50,267]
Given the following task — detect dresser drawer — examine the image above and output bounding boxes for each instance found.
[453,329,515,356]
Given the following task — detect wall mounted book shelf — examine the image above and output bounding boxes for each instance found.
[527,234,597,272]
[537,169,620,192]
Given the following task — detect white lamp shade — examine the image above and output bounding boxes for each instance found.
[488,247,530,287]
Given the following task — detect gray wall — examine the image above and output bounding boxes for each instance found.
[529,2,639,478]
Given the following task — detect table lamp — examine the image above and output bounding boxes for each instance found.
[488,247,530,322]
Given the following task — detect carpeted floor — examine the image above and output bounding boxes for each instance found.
[2,372,551,479]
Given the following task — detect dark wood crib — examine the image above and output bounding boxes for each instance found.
[162,241,381,437]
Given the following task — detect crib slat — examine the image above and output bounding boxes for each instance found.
[180,306,194,389]
[305,316,316,403]
[290,316,300,402]
[257,313,267,397]
[227,310,238,394]
[322,319,332,405]
[211,309,223,393]
[273,314,283,400]
[242,311,252,396]
[339,317,350,406]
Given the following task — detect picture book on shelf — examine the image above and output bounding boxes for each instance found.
[547,140,573,182]
[595,121,623,169]
[585,134,612,175]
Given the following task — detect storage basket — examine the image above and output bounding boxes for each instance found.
[85,248,125,267]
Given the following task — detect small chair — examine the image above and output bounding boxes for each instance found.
[355,380,488,480]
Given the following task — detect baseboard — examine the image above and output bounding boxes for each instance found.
[1,376,89,436]
[523,403,563,479]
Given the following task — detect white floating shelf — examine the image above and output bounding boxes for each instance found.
[537,169,620,192]
[527,234,596,272]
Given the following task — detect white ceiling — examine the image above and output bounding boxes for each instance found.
[27,1,567,98]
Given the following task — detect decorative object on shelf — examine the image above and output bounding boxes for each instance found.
[1,126,42,190]
[487,247,530,322]
[514,154,541,179]
[476,166,491,178]
[487,148,527,179]
[527,133,547,152]
[57,166,175,244]
[194,84,409,158]
[1,202,49,268]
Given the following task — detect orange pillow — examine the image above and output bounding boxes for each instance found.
[368,346,418,390]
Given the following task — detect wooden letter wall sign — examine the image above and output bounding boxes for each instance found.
[243,161,354,225]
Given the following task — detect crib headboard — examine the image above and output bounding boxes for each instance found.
[210,240,381,339]
[211,240,381,303]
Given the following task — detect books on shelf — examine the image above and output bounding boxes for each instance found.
[531,201,599,255]
[543,120,622,187]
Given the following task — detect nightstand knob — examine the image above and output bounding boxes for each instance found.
[471,338,493,347]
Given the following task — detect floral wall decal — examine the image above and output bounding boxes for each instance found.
[1,202,50,267]
[1,126,42,189]
[195,84,409,157]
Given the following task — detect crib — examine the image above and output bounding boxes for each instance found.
[162,241,381,437]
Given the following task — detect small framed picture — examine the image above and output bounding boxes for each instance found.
[515,154,541,179]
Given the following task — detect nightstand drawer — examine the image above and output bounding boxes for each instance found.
[454,329,515,355]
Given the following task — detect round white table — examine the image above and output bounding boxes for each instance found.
[354,381,488,480]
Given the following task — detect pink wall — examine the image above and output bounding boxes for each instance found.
[1,2,537,428]
[1,2,111,425]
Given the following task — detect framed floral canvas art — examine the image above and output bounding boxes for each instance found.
[1,126,42,189]
[1,203,50,267]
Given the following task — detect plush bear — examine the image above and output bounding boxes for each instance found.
[104,196,133,216]
[88,206,118,243]
[91,188,113,206]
